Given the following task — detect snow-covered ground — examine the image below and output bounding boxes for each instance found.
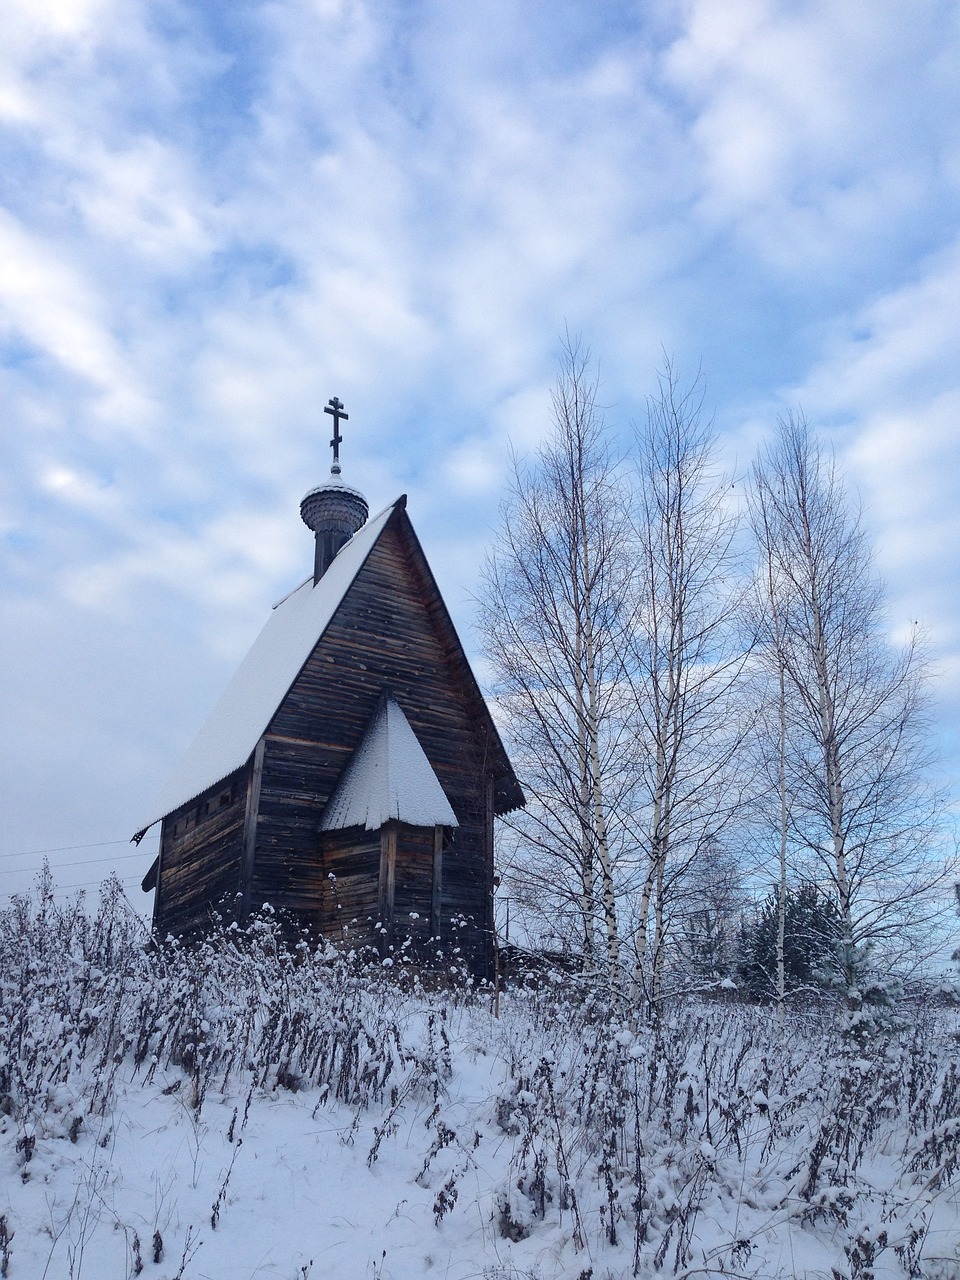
[2,886,959,1280]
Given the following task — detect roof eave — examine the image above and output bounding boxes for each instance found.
[391,506,524,806]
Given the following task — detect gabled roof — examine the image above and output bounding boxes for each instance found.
[134,492,526,843]
[134,498,400,837]
[391,508,525,816]
[321,693,458,831]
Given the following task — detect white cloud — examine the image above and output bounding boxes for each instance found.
[781,237,960,732]
[803,241,960,416]
[67,137,215,263]
[665,1,960,280]
[3,0,960,874]
[0,212,132,395]
[442,438,503,496]
[7,0,118,38]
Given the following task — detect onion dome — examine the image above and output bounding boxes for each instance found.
[300,396,368,582]
[300,482,369,583]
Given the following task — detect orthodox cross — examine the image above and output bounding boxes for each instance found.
[324,396,349,475]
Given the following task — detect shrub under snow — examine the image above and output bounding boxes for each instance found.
[1,876,959,1280]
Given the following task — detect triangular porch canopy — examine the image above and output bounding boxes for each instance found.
[321,694,458,832]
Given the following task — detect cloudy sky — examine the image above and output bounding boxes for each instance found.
[2,0,960,907]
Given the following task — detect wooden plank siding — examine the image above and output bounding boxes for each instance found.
[250,514,501,972]
[153,767,247,935]
[320,826,382,946]
[391,823,434,949]
[149,503,523,977]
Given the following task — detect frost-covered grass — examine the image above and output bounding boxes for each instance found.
[1,879,959,1280]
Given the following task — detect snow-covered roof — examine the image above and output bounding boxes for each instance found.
[321,694,458,831]
[136,499,400,835]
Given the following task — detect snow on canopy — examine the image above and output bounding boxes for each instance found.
[321,693,458,831]
[135,498,400,836]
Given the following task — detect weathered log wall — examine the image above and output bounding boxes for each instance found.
[153,768,246,934]
[250,514,497,970]
[149,504,521,976]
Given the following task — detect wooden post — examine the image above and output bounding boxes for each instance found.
[484,776,495,981]
[152,824,168,931]
[239,738,265,920]
[379,820,397,954]
[431,825,444,941]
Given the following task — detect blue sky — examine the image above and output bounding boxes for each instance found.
[2,0,960,906]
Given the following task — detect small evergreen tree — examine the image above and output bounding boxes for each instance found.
[737,881,841,1000]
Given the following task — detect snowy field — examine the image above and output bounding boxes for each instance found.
[2,885,960,1280]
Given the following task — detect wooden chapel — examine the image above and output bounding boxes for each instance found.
[135,400,523,975]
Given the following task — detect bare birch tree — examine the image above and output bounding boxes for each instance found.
[479,339,633,983]
[751,413,945,990]
[747,481,793,1012]
[627,362,749,1008]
